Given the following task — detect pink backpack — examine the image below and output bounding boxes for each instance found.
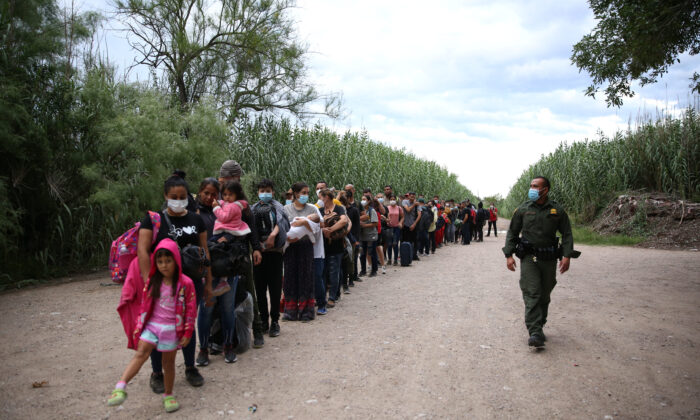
[109,211,161,283]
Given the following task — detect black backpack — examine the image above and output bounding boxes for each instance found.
[253,202,277,241]
[420,207,433,230]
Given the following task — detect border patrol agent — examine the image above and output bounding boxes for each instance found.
[503,176,578,348]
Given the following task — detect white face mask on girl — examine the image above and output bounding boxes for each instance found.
[167,199,188,213]
[389,200,397,206]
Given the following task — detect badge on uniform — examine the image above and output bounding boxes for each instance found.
[550,208,557,215]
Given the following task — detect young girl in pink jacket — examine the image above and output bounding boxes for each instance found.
[211,180,251,242]
[108,239,197,413]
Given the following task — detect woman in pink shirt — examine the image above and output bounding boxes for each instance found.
[386,195,404,266]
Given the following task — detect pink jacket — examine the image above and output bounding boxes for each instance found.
[213,199,251,234]
[117,239,197,350]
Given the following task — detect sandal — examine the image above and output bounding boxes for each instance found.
[163,395,180,413]
[107,389,127,406]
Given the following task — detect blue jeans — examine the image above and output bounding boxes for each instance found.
[314,258,326,308]
[325,253,342,301]
[198,276,238,349]
[387,227,401,261]
[360,241,378,273]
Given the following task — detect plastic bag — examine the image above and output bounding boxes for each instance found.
[233,292,254,354]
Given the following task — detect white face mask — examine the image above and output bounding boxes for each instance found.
[378,198,384,204]
[360,200,368,207]
[316,189,321,197]
[167,199,188,213]
[317,199,324,207]
[389,200,397,206]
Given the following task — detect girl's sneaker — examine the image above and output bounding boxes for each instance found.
[381,266,386,274]
[163,395,180,413]
[107,389,127,406]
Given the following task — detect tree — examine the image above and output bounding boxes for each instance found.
[571,0,700,107]
[116,0,340,121]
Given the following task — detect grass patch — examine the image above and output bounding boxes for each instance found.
[572,225,645,246]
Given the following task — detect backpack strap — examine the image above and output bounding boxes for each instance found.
[148,211,162,244]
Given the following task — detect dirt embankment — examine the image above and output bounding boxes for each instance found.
[593,192,700,250]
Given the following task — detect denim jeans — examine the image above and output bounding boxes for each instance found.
[198,276,238,349]
[325,253,343,301]
[360,240,378,274]
[314,258,326,308]
[417,229,429,254]
[387,226,401,261]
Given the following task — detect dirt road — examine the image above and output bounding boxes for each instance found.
[1,226,699,419]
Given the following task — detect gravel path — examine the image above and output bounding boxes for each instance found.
[1,223,699,419]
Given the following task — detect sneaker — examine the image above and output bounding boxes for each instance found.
[349,281,355,287]
[253,331,265,348]
[262,321,270,334]
[381,266,386,274]
[393,261,398,266]
[269,321,280,337]
[413,256,420,261]
[163,395,180,413]
[343,286,350,294]
[358,271,367,277]
[327,299,336,308]
[150,372,165,394]
[185,367,204,387]
[224,348,238,363]
[354,277,363,282]
[107,389,127,406]
[528,334,545,348]
[317,307,327,315]
[196,349,210,367]
[369,271,377,277]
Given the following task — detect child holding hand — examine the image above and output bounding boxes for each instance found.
[108,239,197,413]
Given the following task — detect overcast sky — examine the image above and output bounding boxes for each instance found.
[83,0,700,197]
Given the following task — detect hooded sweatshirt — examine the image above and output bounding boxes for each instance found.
[117,238,197,350]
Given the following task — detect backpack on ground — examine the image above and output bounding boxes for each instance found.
[252,202,277,241]
[109,211,161,284]
[400,241,413,266]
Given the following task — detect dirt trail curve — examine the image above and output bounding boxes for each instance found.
[1,222,699,419]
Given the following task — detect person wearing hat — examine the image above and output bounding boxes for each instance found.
[217,160,266,348]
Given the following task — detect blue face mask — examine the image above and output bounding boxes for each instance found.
[528,188,541,201]
[259,192,273,203]
[298,195,309,205]
[285,199,293,205]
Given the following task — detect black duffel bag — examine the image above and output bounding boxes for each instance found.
[208,239,251,278]
[181,244,210,281]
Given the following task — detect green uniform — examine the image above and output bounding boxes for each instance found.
[503,199,574,336]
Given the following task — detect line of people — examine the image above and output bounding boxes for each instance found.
[109,160,499,413]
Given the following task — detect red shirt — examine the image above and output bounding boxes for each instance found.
[489,207,498,221]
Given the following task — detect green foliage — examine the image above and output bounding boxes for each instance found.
[571,225,644,246]
[501,107,700,221]
[572,0,700,107]
[115,0,340,120]
[229,117,477,201]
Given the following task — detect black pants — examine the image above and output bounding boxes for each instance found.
[461,223,471,244]
[475,224,484,242]
[253,251,283,325]
[487,220,497,236]
[429,231,436,253]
